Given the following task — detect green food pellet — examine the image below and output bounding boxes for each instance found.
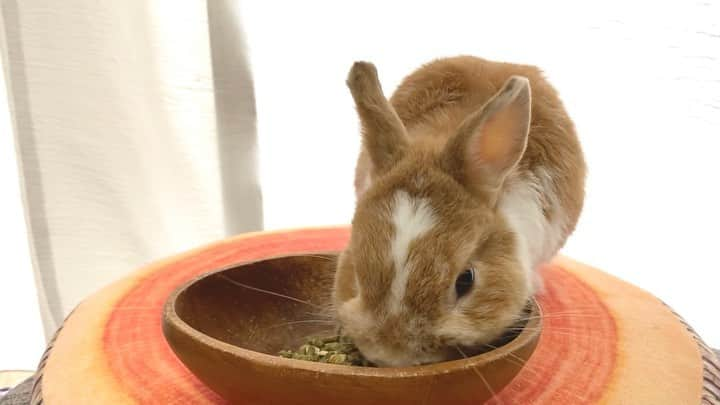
[322,342,342,351]
[298,344,318,356]
[326,353,347,364]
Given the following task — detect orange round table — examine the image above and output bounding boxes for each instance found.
[31,227,720,404]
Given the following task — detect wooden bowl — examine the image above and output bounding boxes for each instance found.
[162,254,541,405]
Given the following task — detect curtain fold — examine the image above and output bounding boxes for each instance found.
[1,0,261,337]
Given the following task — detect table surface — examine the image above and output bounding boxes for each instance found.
[25,227,720,404]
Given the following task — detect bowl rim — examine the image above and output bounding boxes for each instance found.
[162,251,542,378]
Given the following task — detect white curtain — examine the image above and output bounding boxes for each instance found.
[1,0,262,337]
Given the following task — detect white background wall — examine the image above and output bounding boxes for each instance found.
[2,0,719,370]
[243,0,720,345]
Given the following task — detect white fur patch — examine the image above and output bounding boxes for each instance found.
[388,190,437,312]
[498,168,566,292]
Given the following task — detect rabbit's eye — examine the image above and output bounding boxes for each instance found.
[455,267,475,298]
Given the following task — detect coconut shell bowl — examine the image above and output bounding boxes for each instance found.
[162,252,540,405]
[31,227,719,404]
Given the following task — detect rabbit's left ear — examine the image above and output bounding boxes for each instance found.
[443,76,531,201]
[347,62,409,177]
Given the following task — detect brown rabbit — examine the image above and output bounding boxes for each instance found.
[332,56,586,367]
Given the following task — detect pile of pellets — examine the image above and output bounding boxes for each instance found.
[279,335,373,367]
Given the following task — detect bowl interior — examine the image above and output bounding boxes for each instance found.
[173,253,536,362]
[174,254,339,355]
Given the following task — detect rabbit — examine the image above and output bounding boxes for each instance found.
[332,56,586,367]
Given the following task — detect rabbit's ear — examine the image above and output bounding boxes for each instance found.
[347,62,409,176]
[442,76,531,201]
